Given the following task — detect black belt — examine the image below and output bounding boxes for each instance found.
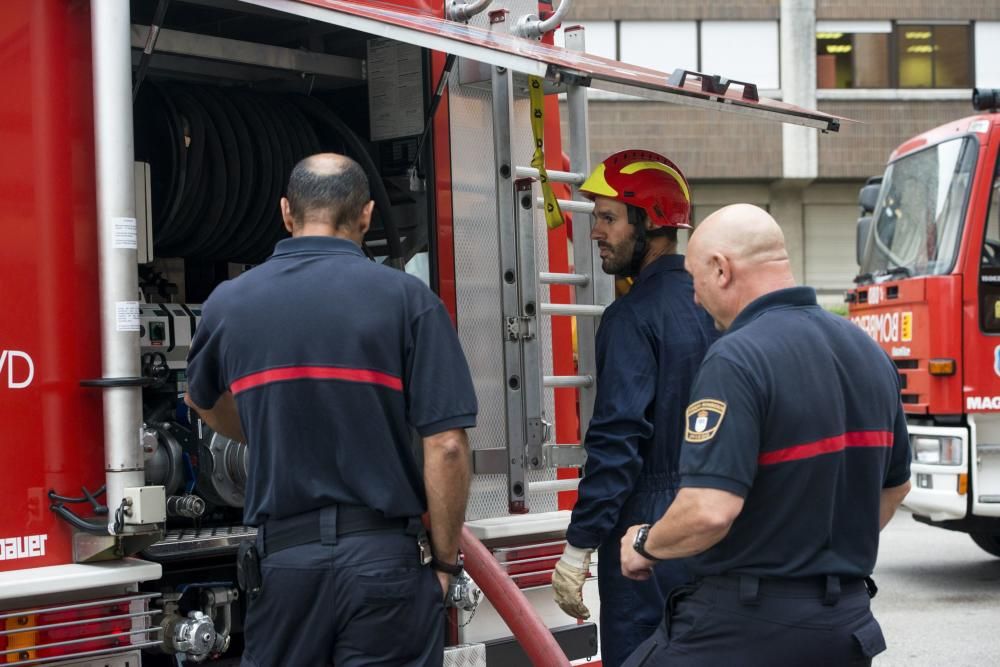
[261,504,414,556]
[702,574,876,606]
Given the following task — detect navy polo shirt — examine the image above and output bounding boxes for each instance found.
[680,287,910,578]
[567,254,719,549]
[186,236,477,526]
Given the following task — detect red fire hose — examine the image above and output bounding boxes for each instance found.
[459,525,572,667]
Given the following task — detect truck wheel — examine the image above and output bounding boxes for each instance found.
[970,533,1000,557]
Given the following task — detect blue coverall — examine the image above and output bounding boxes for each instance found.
[565,254,719,667]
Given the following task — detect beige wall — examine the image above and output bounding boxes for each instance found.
[817,101,971,178]
[563,101,782,180]
[568,0,778,21]
[564,100,971,182]
[816,0,1000,20]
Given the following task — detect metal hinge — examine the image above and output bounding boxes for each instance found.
[543,444,587,469]
[524,418,549,470]
[505,316,535,341]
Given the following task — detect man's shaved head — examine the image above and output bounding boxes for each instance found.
[685,204,796,331]
[689,204,788,267]
[285,153,371,230]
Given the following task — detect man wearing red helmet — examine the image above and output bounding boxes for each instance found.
[551,150,719,666]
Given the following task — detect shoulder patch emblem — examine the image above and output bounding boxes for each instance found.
[685,399,727,443]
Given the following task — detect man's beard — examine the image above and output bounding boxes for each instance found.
[598,235,637,276]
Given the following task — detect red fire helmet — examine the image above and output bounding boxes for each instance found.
[579,150,692,229]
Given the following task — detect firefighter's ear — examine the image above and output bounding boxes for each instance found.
[711,252,732,287]
[357,200,375,236]
[280,197,295,233]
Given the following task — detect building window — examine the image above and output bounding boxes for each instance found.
[700,21,780,90]
[619,21,698,74]
[976,22,1000,87]
[559,20,780,91]
[896,24,972,88]
[817,21,973,89]
[816,21,891,89]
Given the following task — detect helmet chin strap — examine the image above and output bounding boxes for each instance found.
[623,206,648,278]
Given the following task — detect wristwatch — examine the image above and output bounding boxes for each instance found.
[633,524,661,562]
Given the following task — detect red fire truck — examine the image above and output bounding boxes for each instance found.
[851,89,1000,559]
[0,0,840,664]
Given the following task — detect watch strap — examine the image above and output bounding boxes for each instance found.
[431,556,464,576]
[633,524,661,562]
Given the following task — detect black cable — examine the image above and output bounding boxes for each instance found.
[50,504,110,535]
[256,94,298,261]
[135,82,183,238]
[157,87,208,253]
[132,0,172,101]
[135,84,405,266]
[184,87,231,259]
[188,86,241,259]
[202,88,256,260]
[48,485,106,505]
[411,52,456,175]
[81,486,110,515]
[228,91,283,263]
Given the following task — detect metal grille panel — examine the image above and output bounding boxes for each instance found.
[144,525,255,559]
[450,1,559,521]
[443,643,487,667]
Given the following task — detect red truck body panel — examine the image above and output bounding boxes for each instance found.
[0,0,105,572]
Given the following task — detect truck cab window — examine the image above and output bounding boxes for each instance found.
[860,137,976,280]
[978,163,1000,332]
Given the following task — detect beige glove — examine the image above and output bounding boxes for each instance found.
[552,544,594,620]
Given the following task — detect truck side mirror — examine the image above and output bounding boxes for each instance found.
[856,215,872,266]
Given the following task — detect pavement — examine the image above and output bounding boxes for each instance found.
[872,509,1000,666]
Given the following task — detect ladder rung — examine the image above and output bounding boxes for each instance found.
[528,478,581,494]
[540,272,589,286]
[515,166,586,185]
[536,197,594,214]
[544,375,594,388]
[540,303,606,317]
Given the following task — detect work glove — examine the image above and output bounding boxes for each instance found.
[552,544,593,620]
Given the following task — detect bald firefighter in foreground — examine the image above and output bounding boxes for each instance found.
[619,204,911,666]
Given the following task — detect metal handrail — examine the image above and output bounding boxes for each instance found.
[527,478,581,493]
[0,626,161,656]
[5,641,162,667]
[0,611,156,637]
[513,0,573,39]
[540,303,605,317]
[543,375,593,388]
[515,166,585,184]
[536,197,593,214]
[445,0,493,22]
[0,593,159,621]
[539,272,588,286]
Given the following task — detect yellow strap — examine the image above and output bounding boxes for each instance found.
[528,76,564,230]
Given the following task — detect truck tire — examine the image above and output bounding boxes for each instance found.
[970,533,1000,557]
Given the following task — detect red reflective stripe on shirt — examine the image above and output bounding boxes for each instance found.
[230,366,403,394]
[757,430,893,466]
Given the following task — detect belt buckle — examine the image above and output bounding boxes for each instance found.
[417,533,433,566]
